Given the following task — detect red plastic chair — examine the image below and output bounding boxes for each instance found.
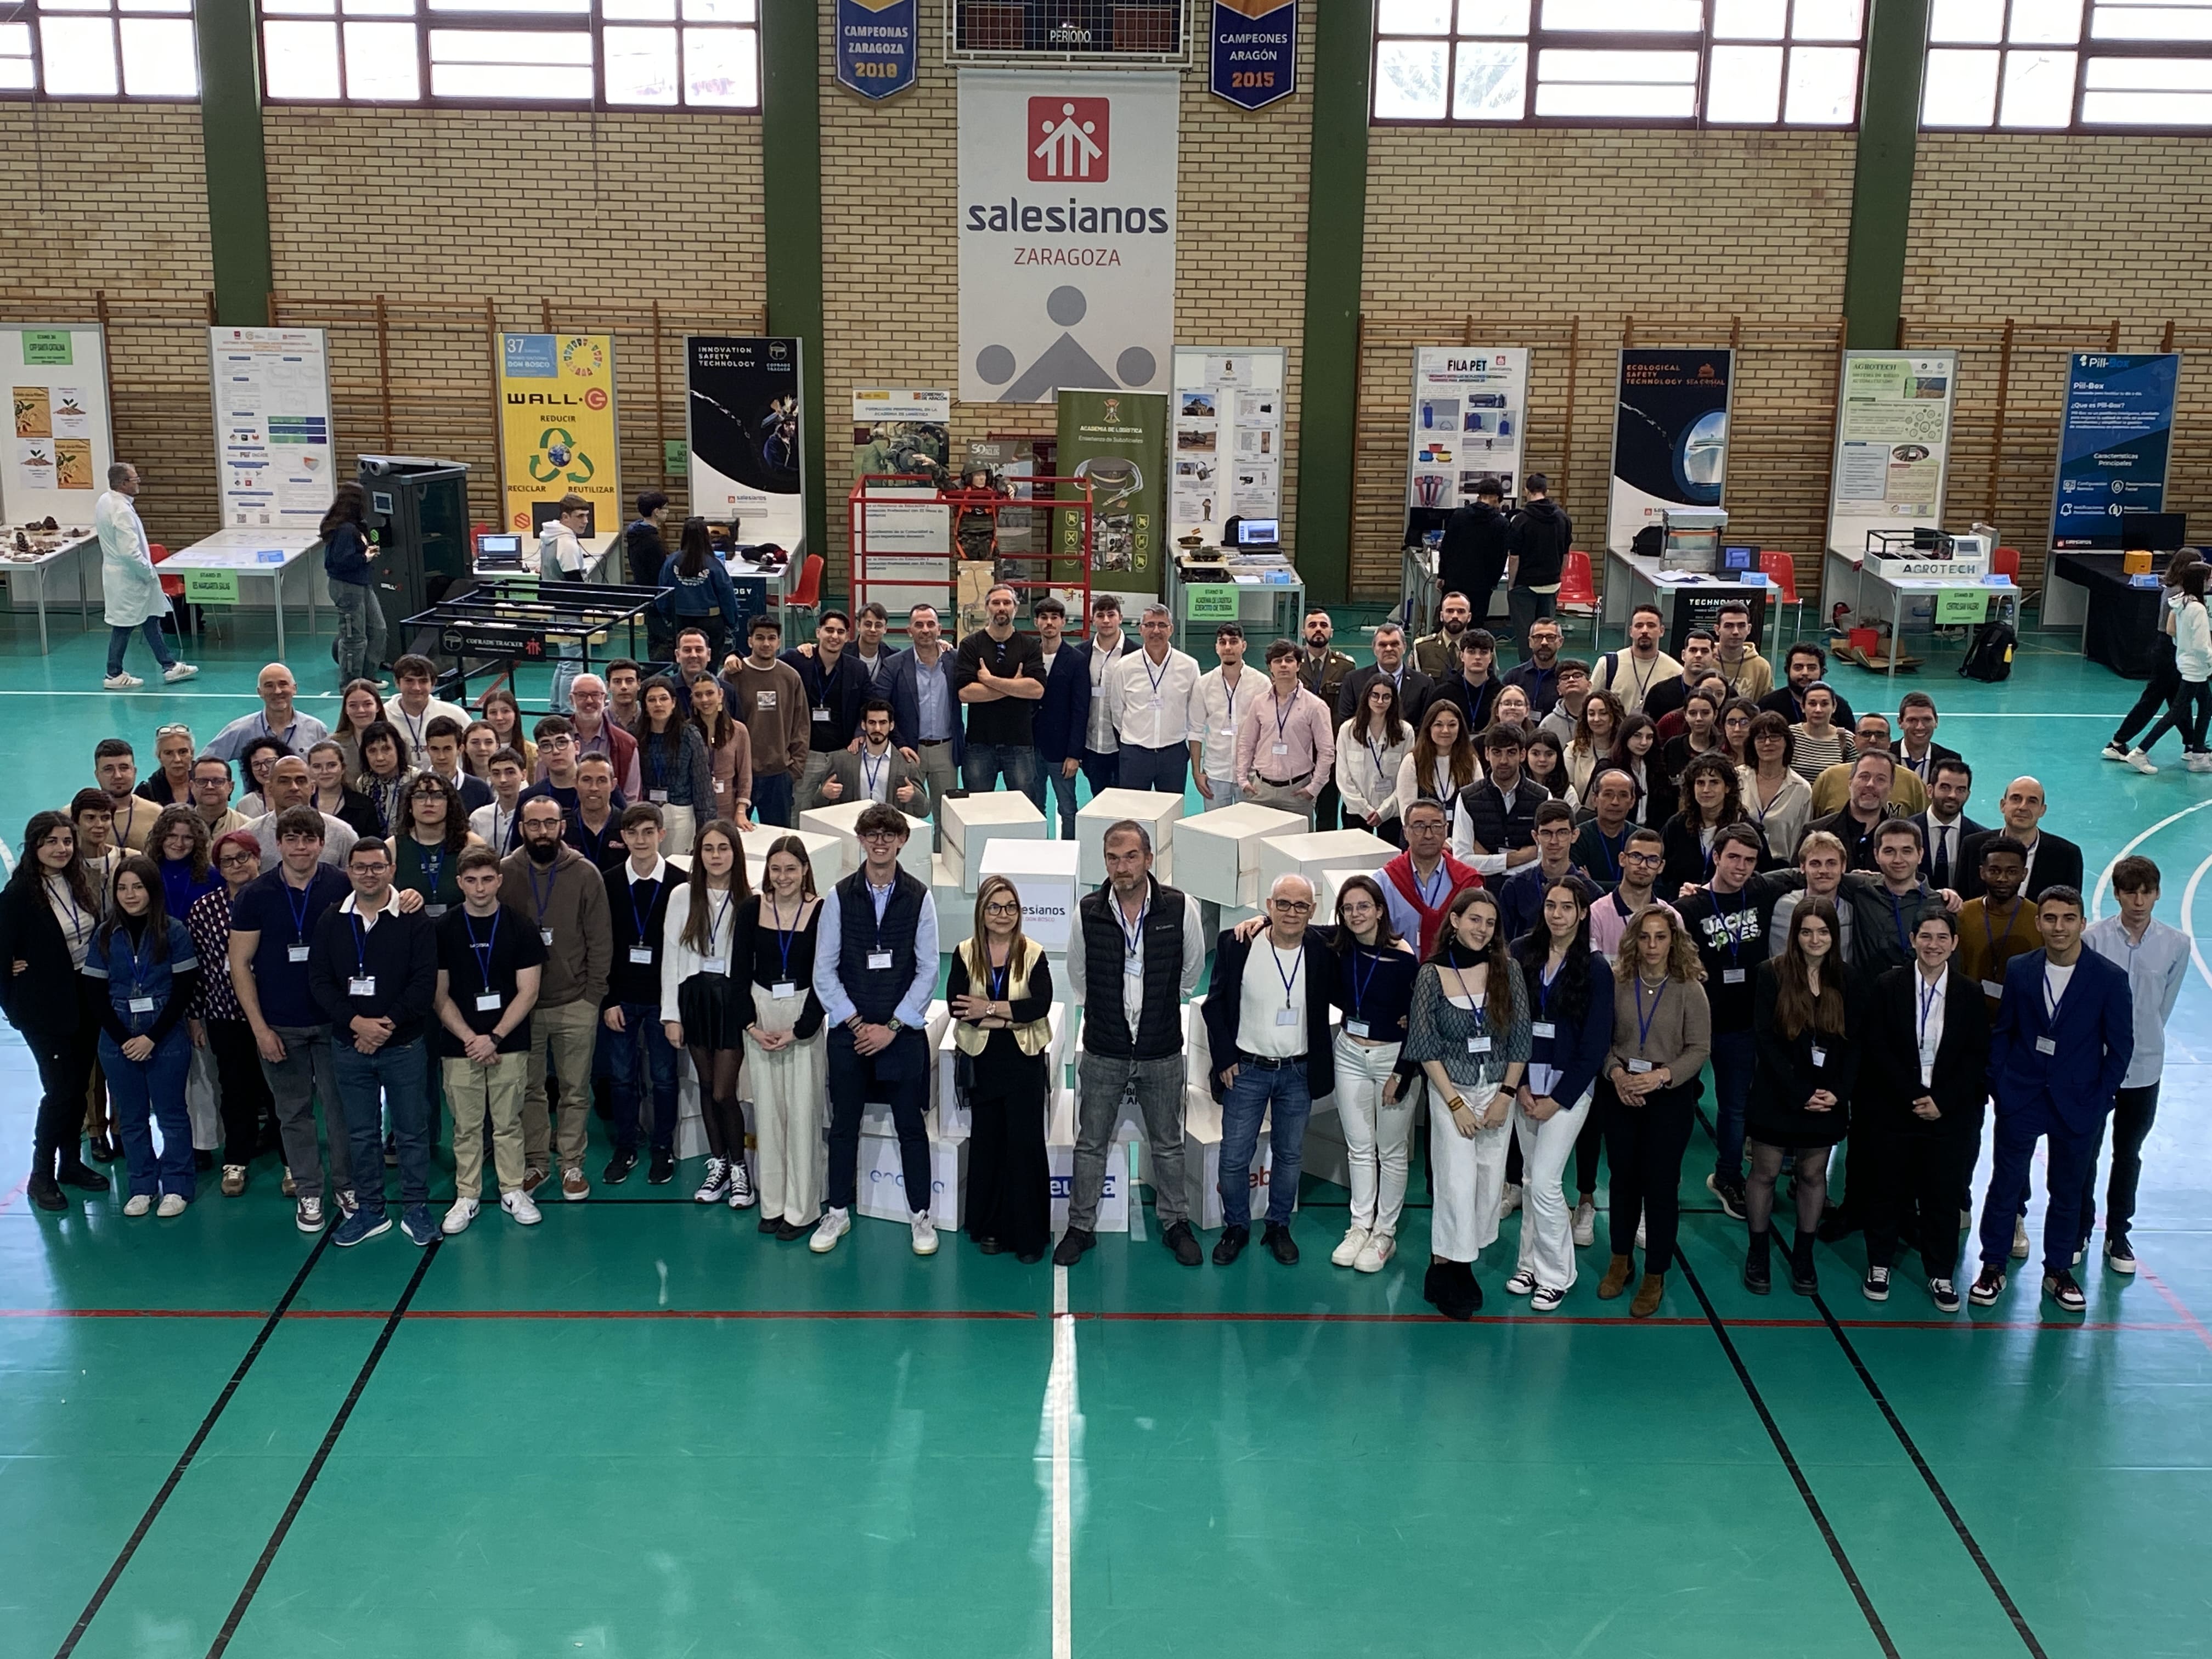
[1992,546,2021,582]
[781,551,825,634]
[150,542,179,599]
[1556,550,1598,644]
[1758,550,1803,643]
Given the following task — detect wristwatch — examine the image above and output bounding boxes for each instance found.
[887,1018,903,1034]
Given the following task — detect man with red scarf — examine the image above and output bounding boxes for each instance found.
[1379,798,1482,959]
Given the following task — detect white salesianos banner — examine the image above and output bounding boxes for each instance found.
[957,69,1178,405]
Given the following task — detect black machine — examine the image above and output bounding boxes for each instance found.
[358,455,473,644]
[402,577,662,714]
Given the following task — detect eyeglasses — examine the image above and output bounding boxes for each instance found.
[217,850,259,868]
[983,901,1022,916]
[155,723,191,738]
[1272,899,1314,914]
[1622,851,1663,867]
[861,829,904,842]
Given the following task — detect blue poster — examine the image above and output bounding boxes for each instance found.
[1210,0,1296,110]
[837,0,916,101]
[2052,352,2181,548]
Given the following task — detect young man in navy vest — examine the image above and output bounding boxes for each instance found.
[810,801,941,1256]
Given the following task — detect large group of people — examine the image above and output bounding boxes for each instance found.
[4,520,2185,1323]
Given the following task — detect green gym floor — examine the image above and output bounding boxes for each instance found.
[3,603,2209,1659]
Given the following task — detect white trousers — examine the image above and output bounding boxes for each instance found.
[1429,1081,1509,1263]
[659,802,698,857]
[1333,1030,1412,1235]
[1513,1087,1594,1290]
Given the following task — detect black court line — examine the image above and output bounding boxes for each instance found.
[1674,1250,1902,1659]
[1810,1293,2051,1658]
[53,1231,334,1659]
[204,1240,442,1659]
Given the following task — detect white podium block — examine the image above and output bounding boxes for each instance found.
[929,854,966,929]
[724,826,846,889]
[856,1132,966,1228]
[799,800,931,887]
[1256,828,1395,899]
[938,1001,1071,1140]
[859,1000,953,1139]
[1180,1092,1272,1233]
[977,839,1081,950]
[943,792,1046,892]
[1076,788,1184,885]
[1174,801,1305,907]
[1048,1086,1132,1233]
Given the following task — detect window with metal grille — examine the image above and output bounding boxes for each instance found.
[2,0,200,99]
[946,0,1191,65]
[1922,0,2212,128]
[256,0,758,107]
[1370,0,1865,126]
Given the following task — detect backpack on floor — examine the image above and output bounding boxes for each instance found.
[1959,619,2016,682]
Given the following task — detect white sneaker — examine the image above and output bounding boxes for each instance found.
[442,1198,479,1235]
[725,1158,757,1210]
[1499,1181,1522,1218]
[1331,1225,1371,1268]
[911,1212,939,1255]
[2101,741,2132,763]
[1504,1268,1538,1296]
[693,1156,731,1204]
[337,1187,358,1217]
[2011,1216,2030,1260]
[1354,1232,1394,1273]
[123,1193,151,1216]
[1572,1198,1596,1248]
[2190,753,2212,774]
[295,1195,324,1233]
[810,1206,850,1254]
[162,662,199,682]
[1635,1215,1647,1250]
[2125,748,2158,775]
[156,1193,188,1218]
[1530,1283,1566,1312]
[500,1189,542,1226]
[103,672,144,690]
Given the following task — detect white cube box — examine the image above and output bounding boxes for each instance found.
[929,853,966,930]
[859,1000,953,1139]
[1076,787,1184,886]
[799,800,931,887]
[1180,1092,1273,1233]
[1048,1086,1133,1234]
[938,1001,1071,1139]
[1174,801,1305,907]
[1256,828,1396,900]
[856,1132,967,1228]
[975,838,1081,951]
[725,826,847,890]
[943,791,1046,891]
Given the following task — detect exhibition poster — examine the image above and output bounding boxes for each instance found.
[957,70,1178,404]
[4,324,111,529]
[836,0,917,100]
[2052,352,2181,549]
[1210,0,1296,110]
[1170,347,1285,549]
[1056,387,1167,590]
[966,439,1037,555]
[496,332,620,537]
[1825,351,1957,558]
[687,336,806,554]
[209,326,335,531]
[1407,347,1528,511]
[1607,348,1733,554]
[851,388,953,561]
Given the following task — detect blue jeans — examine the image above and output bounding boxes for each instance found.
[964,742,1038,799]
[101,1027,195,1198]
[106,616,176,677]
[603,1005,679,1155]
[1219,1058,1312,1228]
[328,576,387,685]
[1116,742,1188,797]
[753,770,794,827]
[1042,757,1080,837]
[333,1034,435,1214]
[1709,1027,1754,1181]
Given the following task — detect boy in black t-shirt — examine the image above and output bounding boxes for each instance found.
[433,845,547,1233]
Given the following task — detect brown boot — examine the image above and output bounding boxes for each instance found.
[1598,1254,1636,1299]
[1631,1273,1666,1318]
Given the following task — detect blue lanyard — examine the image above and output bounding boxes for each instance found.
[1142,651,1170,698]
[1537,955,1561,1020]
[1888,888,1912,955]
[988,943,1009,1002]
[1222,671,1238,733]
[1917,974,1940,1054]
[866,881,894,952]
[1719,884,1747,964]
[418,845,445,897]
[1593,825,1626,884]
[2042,964,2068,1025]
[527,859,561,928]
[1116,893,1149,966]
[1270,939,1302,1011]
[1271,690,1297,742]
[284,873,315,943]
[1413,862,1447,907]
[628,873,661,949]
[861,748,888,799]
[1348,944,1378,1019]
[48,877,89,948]
[348,910,373,979]
[766,892,799,980]
[1634,977,1669,1051]
[114,929,148,999]
[712,888,735,957]
[1983,897,2018,964]
[464,905,500,990]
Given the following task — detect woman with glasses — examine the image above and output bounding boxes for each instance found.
[1324,875,1421,1274]
[1716,697,1757,769]
[947,876,1053,1262]
[84,854,202,1217]
[150,806,220,921]
[661,819,756,1210]
[306,740,381,840]
[353,720,415,836]
[636,674,715,856]
[235,734,292,820]
[1738,711,1812,862]
[0,812,112,1212]
[394,774,477,918]
[731,834,827,1238]
[186,830,278,1198]
[1402,885,1530,1320]
[1336,677,1413,847]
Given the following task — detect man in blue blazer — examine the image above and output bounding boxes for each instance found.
[1973,884,2133,1313]
[1032,595,1135,839]
[876,603,963,844]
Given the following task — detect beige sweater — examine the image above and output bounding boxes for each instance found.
[1606,970,1712,1082]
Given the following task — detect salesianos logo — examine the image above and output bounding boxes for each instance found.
[1030,97,1109,181]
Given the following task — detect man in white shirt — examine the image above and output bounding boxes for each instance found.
[1105,602,1202,795]
[95,461,196,689]
[206,664,330,761]
[384,654,471,758]
[249,756,359,868]
[1588,603,1681,716]
[470,749,529,855]
[1188,622,1252,810]
[1082,596,1128,786]
[851,601,891,684]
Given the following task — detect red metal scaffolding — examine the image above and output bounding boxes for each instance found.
[848,473,1096,638]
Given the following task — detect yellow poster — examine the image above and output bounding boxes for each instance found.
[495,332,619,535]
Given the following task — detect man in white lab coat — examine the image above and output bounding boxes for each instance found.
[97,462,196,690]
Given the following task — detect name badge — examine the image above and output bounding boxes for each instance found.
[1627,1058,1654,1074]
[1271,742,1290,756]
[1467,1034,1492,1054]
[2035,1035,2057,1056]
[648,789,669,803]
[1346,1019,1372,1039]
[1124,955,1143,977]
[811,707,831,722]
[540,928,555,946]
[1148,696,1163,710]
[1531,1020,1557,1039]
[475,993,501,1013]
[628,946,654,964]
[1723,967,1746,984]
[348,975,376,997]
[757,691,777,710]
[1981,979,2005,998]
[1810,1046,1828,1068]
[1275,1007,1299,1026]
[128,995,155,1014]
[771,981,799,1000]
[425,904,447,918]
[288,944,311,962]
[701,956,727,975]
[866,950,894,970]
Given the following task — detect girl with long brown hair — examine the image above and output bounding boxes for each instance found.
[659,819,755,1208]
[732,834,827,1235]
[1393,699,1480,827]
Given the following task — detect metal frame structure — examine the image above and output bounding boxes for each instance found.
[401,575,660,714]
[847,472,1094,645]
[945,0,1192,65]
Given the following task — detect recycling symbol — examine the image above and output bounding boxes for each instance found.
[528,425,596,486]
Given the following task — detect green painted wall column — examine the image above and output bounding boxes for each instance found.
[1292,0,1373,606]
[759,0,829,571]
[1842,0,1929,349]
[194,0,274,325]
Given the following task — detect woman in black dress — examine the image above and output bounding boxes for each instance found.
[947,874,1053,1262]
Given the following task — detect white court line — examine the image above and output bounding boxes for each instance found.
[2089,798,2212,921]
[2179,851,2212,995]
[1048,1263,1075,1659]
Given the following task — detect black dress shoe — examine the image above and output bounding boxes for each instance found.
[1052,1227,1096,1267]
[647,1150,675,1186]
[775,1218,808,1242]
[1262,1222,1299,1266]
[29,1176,67,1213]
[602,1149,639,1186]
[56,1162,109,1193]
[1212,1224,1249,1266]
[86,1134,118,1164]
[758,1215,782,1234]
[1016,1248,1045,1265]
[1163,1220,1203,1267]
[194,1149,216,1173]
[977,1238,1005,1255]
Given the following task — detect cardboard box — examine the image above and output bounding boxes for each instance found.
[1255,828,1395,899]
[798,800,932,887]
[1076,787,1184,886]
[976,838,1081,950]
[943,791,1046,891]
[856,1131,967,1228]
[1174,801,1305,906]
[1048,1085,1134,1233]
